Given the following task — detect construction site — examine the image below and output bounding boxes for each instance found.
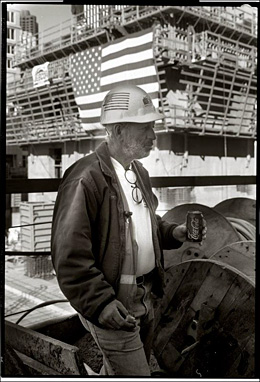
[4,4,257,379]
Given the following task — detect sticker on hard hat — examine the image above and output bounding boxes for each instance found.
[103,92,130,111]
[143,96,152,106]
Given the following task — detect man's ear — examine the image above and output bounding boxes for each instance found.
[114,123,123,137]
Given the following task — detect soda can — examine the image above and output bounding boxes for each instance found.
[186,211,203,242]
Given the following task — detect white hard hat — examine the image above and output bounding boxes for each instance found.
[100,84,164,124]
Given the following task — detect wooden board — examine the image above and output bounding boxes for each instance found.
[210,241,255,284]
[214,197,256,226]
[5,321,85,375]
[162,203,240,269]
[4,344,31,376]
[15,351,61,375]
[153,259,255,378]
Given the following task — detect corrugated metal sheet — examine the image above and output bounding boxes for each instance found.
[11,193,22,208]
[20,202,54,278]
[20,202,54,252]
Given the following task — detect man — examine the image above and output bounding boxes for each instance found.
[51,84,206,376]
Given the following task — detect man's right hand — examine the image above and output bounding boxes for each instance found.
[98,300,137,331]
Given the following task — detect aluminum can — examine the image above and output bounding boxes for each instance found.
[186,211,203,242]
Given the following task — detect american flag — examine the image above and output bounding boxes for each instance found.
[70,28,160,131]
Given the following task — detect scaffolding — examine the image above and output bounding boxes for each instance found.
[158,63,257,137]
[155,25,257,138]
[6,58,86,145]
[7,5,257,145]
[12,6,257,69]
[154,26,257,71]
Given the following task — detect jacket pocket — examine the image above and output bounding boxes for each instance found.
[99,240,121,287]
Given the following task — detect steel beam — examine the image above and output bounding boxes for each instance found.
[6,176,256,194]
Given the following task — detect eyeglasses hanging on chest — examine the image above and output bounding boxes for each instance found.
[124,169,143,204]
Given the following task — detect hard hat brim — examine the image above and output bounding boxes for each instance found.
[101,110,164,125]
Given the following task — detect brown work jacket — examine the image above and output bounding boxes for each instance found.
[51,141,182,326]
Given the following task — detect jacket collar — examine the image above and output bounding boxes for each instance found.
[95,141,115,178]
[95,141,145,180]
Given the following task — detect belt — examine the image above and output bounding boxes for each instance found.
[136,269,155,285]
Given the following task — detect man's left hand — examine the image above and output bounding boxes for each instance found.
[172,219,207,243]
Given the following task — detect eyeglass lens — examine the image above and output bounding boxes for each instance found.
[132,186,143,204]
[125,169,143,204]
[125,169,137,184]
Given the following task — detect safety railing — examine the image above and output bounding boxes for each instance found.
[12,5,257,67]
[7,57,71,96]
[155,26,257,70]
[156,49,257,138]
[6,114,88,145]
[175,6,258,36]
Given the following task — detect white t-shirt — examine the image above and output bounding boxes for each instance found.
[111,157,155,276]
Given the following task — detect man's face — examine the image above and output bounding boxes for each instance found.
[120,122,156,160]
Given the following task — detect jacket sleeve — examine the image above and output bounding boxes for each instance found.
[51,177,116,326]
[156,214,183,250]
